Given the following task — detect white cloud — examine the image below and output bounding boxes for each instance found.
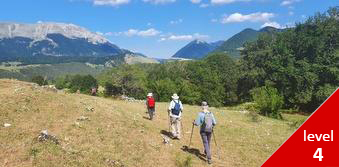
[93,0,130,6]
[104,32,114,36]
[221,12,274,23]
[143,0,176,4]
[190,0,201,3]
[280,0,300,6]
[211,0,251,5]
[170,19,183,25]
[288,11,294,16]
[96,31,104,35]
[261,21,282,29]
[112,28,161,37]
[160,33,209,41]
[261,21,295,29]
[138,28,161,36]
[199,3,209,8]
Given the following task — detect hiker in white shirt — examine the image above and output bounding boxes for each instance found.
[168,93,183,139]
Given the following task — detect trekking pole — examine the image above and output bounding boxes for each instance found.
[188,122,194,148]
[168,111,171,133]
[212,128,221,159]
[181,120,184,137]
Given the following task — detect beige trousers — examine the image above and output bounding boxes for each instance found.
[170,117,181,139]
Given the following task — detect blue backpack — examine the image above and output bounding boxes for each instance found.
[171,101,181,116]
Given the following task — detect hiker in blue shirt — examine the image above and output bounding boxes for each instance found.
[193,101,216,164]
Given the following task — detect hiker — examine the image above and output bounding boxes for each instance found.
[168,93,183,139]
[146,93,156,120]
[193,101,216,164]
[91,87,97,96]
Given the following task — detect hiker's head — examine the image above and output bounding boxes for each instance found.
[171,93,179,100]
[147,93,153,97]
[201,101,208,111]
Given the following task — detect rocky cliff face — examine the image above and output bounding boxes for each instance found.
[0,22,108,44]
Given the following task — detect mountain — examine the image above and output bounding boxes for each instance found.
[0,22,158,65]
[215,26,283,59]
[171,39,224,59]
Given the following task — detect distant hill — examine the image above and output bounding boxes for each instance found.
[171,40,224,59]
[172,26,283,60]
[215,26,283,59]
[0,22,158,65]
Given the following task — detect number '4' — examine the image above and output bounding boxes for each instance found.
[313,148,323,161]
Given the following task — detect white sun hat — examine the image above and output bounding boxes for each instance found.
[147,93,153,97]
[171,93,179,100]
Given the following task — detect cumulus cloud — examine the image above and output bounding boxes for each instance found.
[211,0,251,5]
[143,0,176,4]
[160,33,209,41]
[221,12,274,23]
[93,0,130,6]
[190,0,201,3]
[170,19,183,25]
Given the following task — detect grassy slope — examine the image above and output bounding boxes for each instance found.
[0,79,308,167]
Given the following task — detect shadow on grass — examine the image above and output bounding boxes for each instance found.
[160,130,172,138]
[142,116,151,120]
[181,145,206,162]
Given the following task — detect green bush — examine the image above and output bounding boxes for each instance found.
[32,76,47,86]
[251,86,284,119]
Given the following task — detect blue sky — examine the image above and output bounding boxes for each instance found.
[0,0,337,58]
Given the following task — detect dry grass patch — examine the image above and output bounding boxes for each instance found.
[0,79,308,167]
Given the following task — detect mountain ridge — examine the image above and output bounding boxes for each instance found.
[0,22,158,65]
[172,26,282,59]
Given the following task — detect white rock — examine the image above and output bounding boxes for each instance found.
[4,123,11,127]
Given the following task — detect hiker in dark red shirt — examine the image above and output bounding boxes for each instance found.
[91,87,97,96]
[146,93,155,120]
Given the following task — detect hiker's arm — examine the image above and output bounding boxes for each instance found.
[168,101,173,111]
[212,113,217,126]
[194,113,202,126]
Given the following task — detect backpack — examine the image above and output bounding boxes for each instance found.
[171,101,181,116]
[202,112,213,132]
[148,97,155,108]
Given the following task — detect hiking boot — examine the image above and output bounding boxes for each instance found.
[207,159,212,164]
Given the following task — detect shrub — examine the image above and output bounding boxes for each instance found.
[251,86,284,119]
[32,76,47,86]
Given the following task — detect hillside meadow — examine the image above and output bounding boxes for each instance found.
[0,79,308,167]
